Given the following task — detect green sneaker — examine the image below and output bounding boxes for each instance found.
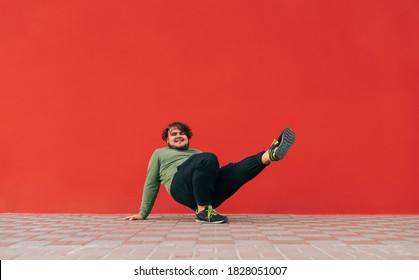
[268,128,295,161]
[195,205,228,224]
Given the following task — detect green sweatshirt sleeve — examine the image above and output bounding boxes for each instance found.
[139,150,161,219]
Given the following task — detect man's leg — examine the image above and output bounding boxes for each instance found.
[170,152,229,223]
[170,152,219,210]
[212,128,295,208]
[212,151,267,208]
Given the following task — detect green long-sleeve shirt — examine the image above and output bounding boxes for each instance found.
[139,147,201,219]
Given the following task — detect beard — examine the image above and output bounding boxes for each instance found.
[168,142,189,150]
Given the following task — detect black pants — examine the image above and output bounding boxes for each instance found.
[170,151,266,210]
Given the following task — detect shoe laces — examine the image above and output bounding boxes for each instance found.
[207,205,218,220]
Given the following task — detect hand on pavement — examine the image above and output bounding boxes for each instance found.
[123,214,143,220]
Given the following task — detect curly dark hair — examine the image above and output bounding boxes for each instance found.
[162,122,193,141]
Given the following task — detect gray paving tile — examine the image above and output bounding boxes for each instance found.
[85,240,125,247]
[99,234,134,238]
[336,236,374,241]
[12,241,52,246]
[378,240,418,245]
[0,238,27,244]
[297,233,331,238]
[306,240,346,245]
[266,236,303,241]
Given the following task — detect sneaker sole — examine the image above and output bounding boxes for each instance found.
[275,128,295,160]
[195,219,228,224]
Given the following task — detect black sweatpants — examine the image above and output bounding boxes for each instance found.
[170,151,267,210]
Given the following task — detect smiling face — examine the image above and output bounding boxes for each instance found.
[166,127,190,150]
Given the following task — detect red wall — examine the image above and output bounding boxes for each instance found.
[1,0,418,214]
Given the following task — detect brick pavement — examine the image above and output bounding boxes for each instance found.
[0,214,418,260]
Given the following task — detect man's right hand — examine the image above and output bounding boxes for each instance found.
[123,214,144,220]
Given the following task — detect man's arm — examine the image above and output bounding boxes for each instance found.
[124,150,161,220]
[139,150,161,219]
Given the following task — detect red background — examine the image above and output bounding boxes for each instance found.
[1,0,418,214]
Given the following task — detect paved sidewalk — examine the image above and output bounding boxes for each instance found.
[0,214,418,260]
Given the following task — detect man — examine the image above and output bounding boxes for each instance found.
[124,122,295,223]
